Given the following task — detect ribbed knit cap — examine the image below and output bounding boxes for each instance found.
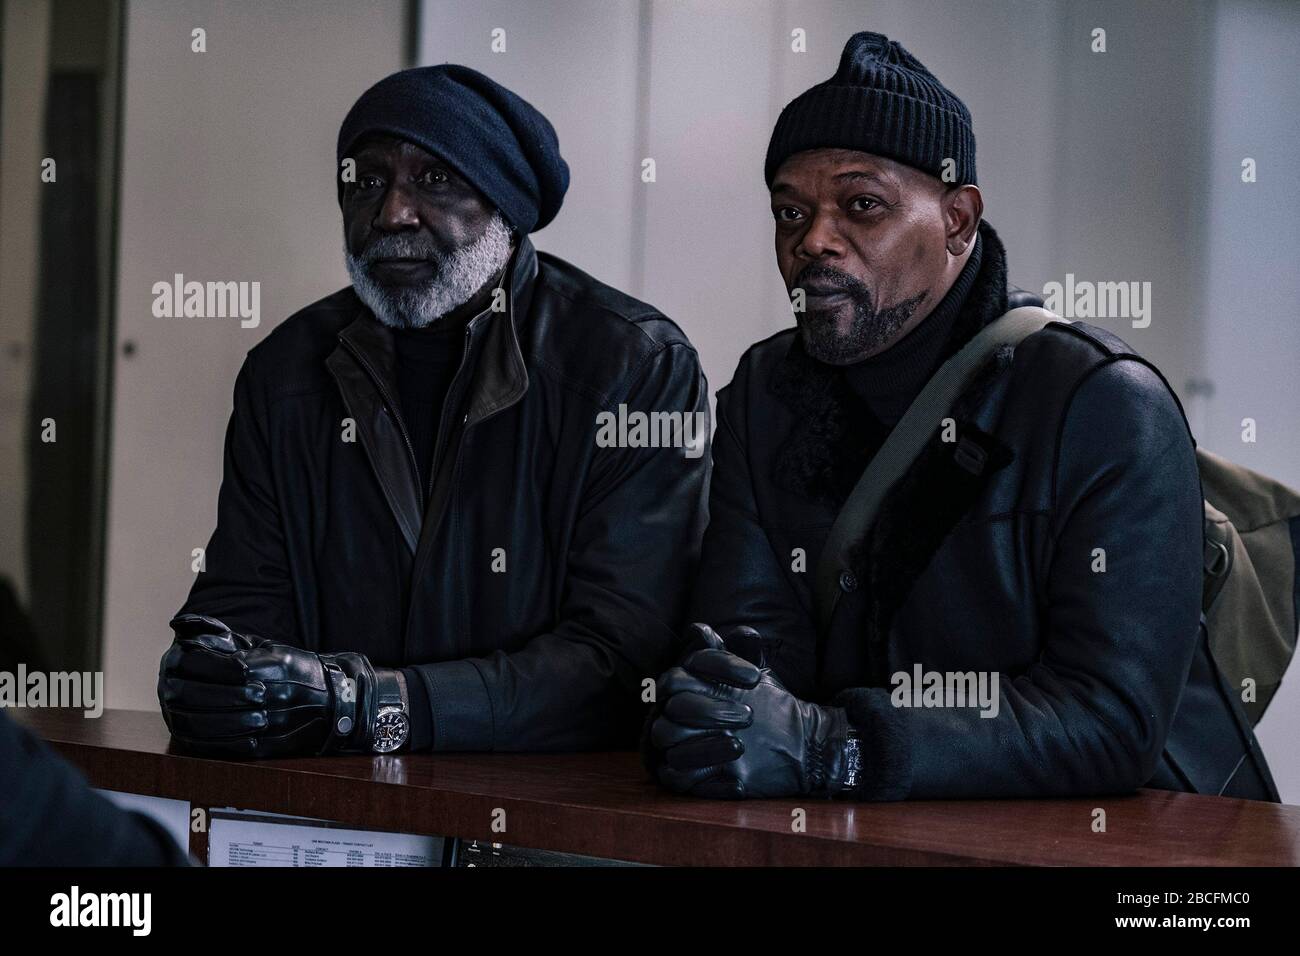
[765,31,976,187]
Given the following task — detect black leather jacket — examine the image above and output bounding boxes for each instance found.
[690,222,1276,801]
[177,237,709,751]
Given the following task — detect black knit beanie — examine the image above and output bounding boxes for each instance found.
[765,32,976,187]
[337,65,569,234]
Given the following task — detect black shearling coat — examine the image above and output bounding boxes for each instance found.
[689,222,1277,801]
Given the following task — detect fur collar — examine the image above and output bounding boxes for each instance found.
[769,220,1011,506]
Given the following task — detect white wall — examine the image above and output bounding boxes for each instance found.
[101,0,406,710]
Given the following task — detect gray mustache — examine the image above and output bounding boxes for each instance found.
[360,234,442,263]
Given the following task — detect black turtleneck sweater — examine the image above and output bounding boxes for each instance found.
[392,322,464,498]
[842,232,983,428]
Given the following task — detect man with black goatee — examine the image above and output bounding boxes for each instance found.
[645,32,1276,802]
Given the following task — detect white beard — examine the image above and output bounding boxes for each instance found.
[344,211,514,329]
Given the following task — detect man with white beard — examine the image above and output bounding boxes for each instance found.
[158,66,709,758]
[343,197,514,330]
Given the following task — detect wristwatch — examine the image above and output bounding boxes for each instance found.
[371,669,410,754]
[833,727,862,796]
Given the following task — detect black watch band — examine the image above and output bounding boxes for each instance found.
[371,669,410,753]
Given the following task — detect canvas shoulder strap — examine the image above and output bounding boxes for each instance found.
[812,306,1063,634]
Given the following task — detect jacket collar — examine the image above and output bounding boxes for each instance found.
[325,236,539,556]
[461,235,536,425]
[334,235,537,423]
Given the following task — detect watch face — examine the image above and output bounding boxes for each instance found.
[373,708,410,753]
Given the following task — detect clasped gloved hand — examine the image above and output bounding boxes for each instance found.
[157,613,377,758]
[646,623,858,799]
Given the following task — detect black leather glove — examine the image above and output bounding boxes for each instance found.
[648,623,857,799]
[640,623,763,777]
[157,613,378,758]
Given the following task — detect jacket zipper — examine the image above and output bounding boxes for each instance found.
[429,306,531,499]
[339,337,421,494]
[408,322,474,662]
[427,323,475,502]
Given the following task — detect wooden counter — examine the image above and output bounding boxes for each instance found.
[18,708,1300,866]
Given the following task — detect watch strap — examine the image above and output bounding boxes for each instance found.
[321,661,357,754]
[320,652,377,754]
[376,668,406,712]
[395,669,409,713]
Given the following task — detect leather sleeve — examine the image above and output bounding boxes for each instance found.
[0,710,190,866]
[177,357,299,644]
[850,358,1205,799]
[687,383,822,700]
[410,341,711,751]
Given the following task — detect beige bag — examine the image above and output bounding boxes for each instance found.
[1198,449,1300,724]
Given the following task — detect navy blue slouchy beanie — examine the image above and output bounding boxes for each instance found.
[337,64,569,234]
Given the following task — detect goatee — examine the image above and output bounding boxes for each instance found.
[794,264,926,365]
